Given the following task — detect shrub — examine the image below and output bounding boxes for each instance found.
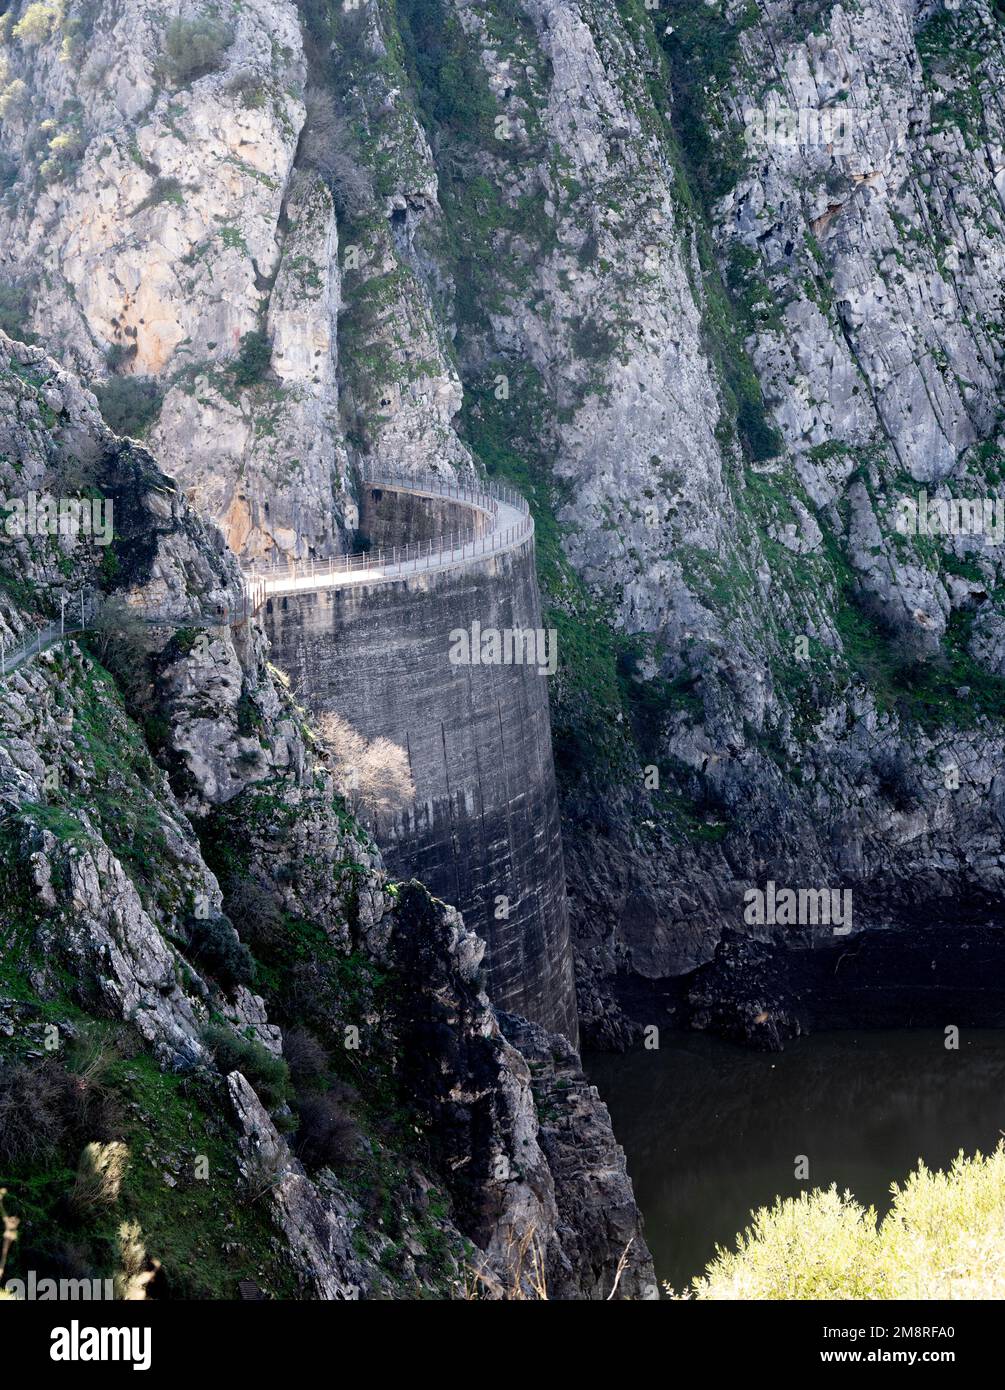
[299,86,373,219]
[39,126,86,183]
[224,874,284,953]
[294,1084,360,1170]
[0,80,28,121]
[185,913,254,992]
[690,1144,1005,1300]
[105,341,137,373]
[203,1024,291,1110]
[0,153,19,192]
[231,329,272,388]
[71,1139,130,1212]
[0,280,33,342]
[12,1,60,45]
[282,1028,329,1092]
[94,374,163,438]
[0,1058,123,1168]
[226,69,267,109]
[162,14,234,84]
[136,176,185,213]
[86,596,148,672]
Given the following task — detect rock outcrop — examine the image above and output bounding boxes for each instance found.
[4,0,1005,1048]
[0,333,653,1298]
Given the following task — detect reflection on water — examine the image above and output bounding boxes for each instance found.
[588,1029,1005,1291]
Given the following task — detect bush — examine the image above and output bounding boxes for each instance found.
[294,1084,360,1170]
[0,280,33,342]
[105,342,136,372]
[224,875,284,953]
[282,1028,329,1092]
[231,330,272,388]
[163,15,235,84]
[94,375,163,438]
[204,1024,291,1110]
[0,80,28,121]
[0,153,19,192]
[185,913,254,992]
[690,1143,1005,1299]
[86,597,149,680]
[0,1057,123,1168]
[12,1,60,45]
[299,87,373,219]
[39,126,87,184]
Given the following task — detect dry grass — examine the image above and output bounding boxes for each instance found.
[466,1226,549,1300]
[114,1222,160,1300]
[71,1140,130,1212]
[0,1189,18,1295]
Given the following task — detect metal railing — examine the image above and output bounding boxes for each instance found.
[241,470,533,604]
[0,471,535,672]
[0,588,262,682]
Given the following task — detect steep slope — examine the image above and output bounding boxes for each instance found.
[332,0,1005,1043]
[4,0,1005,1049]
[0,332,654,1298]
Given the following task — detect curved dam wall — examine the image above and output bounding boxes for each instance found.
[359,484,491,549]
[262,492,578,1043]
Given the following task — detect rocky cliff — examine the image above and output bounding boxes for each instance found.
[2,0,1005,1043]
[0,332,654,1298]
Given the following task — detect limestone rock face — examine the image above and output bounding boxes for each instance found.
[0,338,650,1298]
[6,0,1005,1104]
[0,0,351,560]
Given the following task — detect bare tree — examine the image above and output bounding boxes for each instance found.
[299,87,373,220]
[317,711,415,819]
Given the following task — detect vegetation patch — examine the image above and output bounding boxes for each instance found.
[689,1144,1005,1299]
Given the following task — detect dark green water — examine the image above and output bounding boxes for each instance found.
[588,1029,1005,1292]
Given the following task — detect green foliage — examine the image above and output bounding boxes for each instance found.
[93,375,163,438]
[396,0,497,141]
[184,914,255,992]
[12,1,61,45]
[0,280,34,343]
[136,176,185,212]
[0,152,19,191]
[0,80,28,121]
[692,1144,1005,1299]
[104,342,135,372]
[231,329,272,388]
[203,1024,292,1111]
[656,0,758,207]
[0,1039,299,1299]
[459,369,633,780]
[162,14,235,85]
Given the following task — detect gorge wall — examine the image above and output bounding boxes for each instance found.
[0,332,653,1299]
[264,481,578,1042]
[4,0,1005,1057]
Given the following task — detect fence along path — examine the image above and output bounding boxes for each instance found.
[0,472,530,675]
[241,470,533,602]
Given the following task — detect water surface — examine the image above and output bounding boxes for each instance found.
[588,1029,1005,1291]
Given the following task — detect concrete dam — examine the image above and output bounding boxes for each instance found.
[254,471,579,1043]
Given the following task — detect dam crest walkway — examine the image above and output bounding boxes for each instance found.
[242,470,533,604]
